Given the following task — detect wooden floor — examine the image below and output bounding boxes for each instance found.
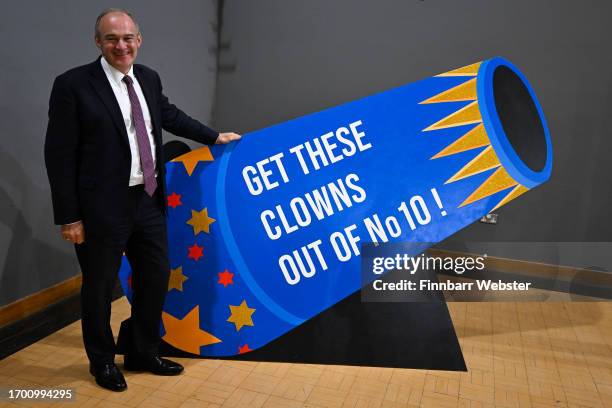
[1,297,611,407]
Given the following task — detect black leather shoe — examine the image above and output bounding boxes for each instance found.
[89,363,127,392]
[124,355,184,376]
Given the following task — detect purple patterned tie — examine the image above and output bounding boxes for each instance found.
[122,75,157,196]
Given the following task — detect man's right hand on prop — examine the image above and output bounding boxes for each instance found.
[215,132,242,144]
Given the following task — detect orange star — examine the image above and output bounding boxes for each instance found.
[218,269,234,287]
[171,147,214,176]
[238,344,251,354]
[168,266,188,291]
[227,300,255,331]
[187,243,204,261]
[186,208,216,235]
[162,306,221,354]
[167,192,182,208]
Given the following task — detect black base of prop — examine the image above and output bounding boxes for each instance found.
[118,290,466,371]
[231,295,466,370]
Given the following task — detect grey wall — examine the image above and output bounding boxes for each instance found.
[214,1,612,268]
[3,1,611,307]
[0,0,218,307]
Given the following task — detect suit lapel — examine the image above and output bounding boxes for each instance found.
[88,58,130,148]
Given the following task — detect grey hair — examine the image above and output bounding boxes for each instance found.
[95,8,140,38]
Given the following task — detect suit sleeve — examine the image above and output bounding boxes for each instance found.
[44,75,81,225]
[157,72,219,145]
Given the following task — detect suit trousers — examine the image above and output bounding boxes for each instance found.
[75,185,169,366]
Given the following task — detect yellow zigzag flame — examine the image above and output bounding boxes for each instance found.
[460,167,518,208]
[445,146,500,184]
[431,123,489,159]
[421,62,529,209]
[420,78,477,104]
[423,101,482,131]
[436,61,481,77]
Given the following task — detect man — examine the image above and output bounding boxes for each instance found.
[44,9,240,392]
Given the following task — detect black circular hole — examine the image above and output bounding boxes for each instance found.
[492,66,547,172]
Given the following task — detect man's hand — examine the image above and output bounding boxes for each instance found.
[61,221,85,244]
[215,132,242,144]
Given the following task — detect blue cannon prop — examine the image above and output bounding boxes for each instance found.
[119,57,552,357]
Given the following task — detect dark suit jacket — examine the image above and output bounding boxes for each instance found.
[45,57,218,234]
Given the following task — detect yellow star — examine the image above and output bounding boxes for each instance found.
[168,266,188,292]
[186,208,216,235]
[171,146,214,176]
[227,300,255,331]
[162,306,221,354]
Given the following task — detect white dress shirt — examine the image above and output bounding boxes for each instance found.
[100,56,157,186]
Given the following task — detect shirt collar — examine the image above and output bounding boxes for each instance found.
[100,56,135,88]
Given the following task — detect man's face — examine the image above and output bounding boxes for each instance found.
[95,12,142,74]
